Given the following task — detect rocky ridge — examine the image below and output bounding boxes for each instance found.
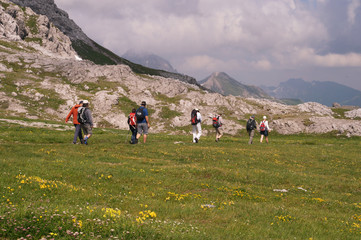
[1,0,361,136]
[7,0,199,87]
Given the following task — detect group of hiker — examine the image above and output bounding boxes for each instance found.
[65,100,93,145]
[191,109,271,144]
[66,100,270,144]
[246,115,271,144]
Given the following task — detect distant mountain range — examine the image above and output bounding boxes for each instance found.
[199,72,270,98]
[262,78,361,107]
[122,50,178,73]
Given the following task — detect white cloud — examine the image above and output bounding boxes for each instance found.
[348,0,361,25]
[295,48,361,67]
[55,0,361,89]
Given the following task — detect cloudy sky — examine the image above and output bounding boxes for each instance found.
[55,0,361,90]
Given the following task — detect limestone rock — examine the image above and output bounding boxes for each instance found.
[345,108,361,119]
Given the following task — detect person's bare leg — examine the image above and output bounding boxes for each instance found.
[143,134,147,143]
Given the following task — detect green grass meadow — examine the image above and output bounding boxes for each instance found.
[0,121,360,239]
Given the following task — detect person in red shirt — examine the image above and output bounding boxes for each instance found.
[65,100,84,144]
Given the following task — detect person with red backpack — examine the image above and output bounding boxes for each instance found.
[191,108,202,143]
[211,114,223,142]
[259,115,271,143]
[65,100,84,144]
[127,108,137,144]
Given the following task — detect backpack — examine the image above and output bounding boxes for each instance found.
[77,107,87,124]
[212,116,221,128]
[191,109,199,125]
[128,112,136,126]
[246,119,255,131]
[260,121,266,131]
[136,107,145,122]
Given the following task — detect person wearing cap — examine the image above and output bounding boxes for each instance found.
[191,108,202,143]
[79,100,94,145]
[259,115,270,143]
[65,100,84,144]
[135,101,150,143]
[246,115,257,144]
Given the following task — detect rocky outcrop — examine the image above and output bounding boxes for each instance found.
[345,108,361,119]
[8,0,88,42]
[1,0,78,59]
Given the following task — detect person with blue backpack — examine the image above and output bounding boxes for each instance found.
[135,101,150,144]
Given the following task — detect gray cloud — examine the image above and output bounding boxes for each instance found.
[55,0,361,90]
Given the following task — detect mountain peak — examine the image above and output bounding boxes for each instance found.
[122,50,178,73]
[199,72,270,98]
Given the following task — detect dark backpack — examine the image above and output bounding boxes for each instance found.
[246,119,255,131]
[77,107,87,124]
[136,107,145,122]
[260,121,266,131]
[191,109,199,125]
[212,116,221,128]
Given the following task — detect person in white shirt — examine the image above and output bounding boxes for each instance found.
[259,115,271,143]
[191,109,202,143]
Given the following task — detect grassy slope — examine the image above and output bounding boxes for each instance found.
[0,122,360,239]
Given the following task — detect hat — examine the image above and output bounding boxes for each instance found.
[251,115,255,118]
[141,101,146,106]
[83,100,89,104]
[79,100,83,104]
[195,108,199,111]
[263,116,267,119]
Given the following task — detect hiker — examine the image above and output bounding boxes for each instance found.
[211,114,223,142]
[127,108,137,144]
[135,101,150,144]
[246,115,257,144]
[259,115,270,143]
[78,100,94,145]
[65,100,84,144]
[191,108,202,143]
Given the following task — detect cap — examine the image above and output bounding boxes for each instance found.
[251,115,255,118]
[141,101,146,106]
[263,116,267,119]
[195,108,199,111]
[79,100,83,104]
[83,100,89,104]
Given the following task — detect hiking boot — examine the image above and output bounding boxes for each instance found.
[195,138,198,143]
[72,142,76,144]
[80,139,84,144]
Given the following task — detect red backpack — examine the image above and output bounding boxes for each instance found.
[212,116,221,128]
[128,112,136,126]
[260,121,266,131]
[191,109,199,125]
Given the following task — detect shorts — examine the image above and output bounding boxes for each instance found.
[137,122,148,135]
[260,130,268,137]
[81,123,92,135]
